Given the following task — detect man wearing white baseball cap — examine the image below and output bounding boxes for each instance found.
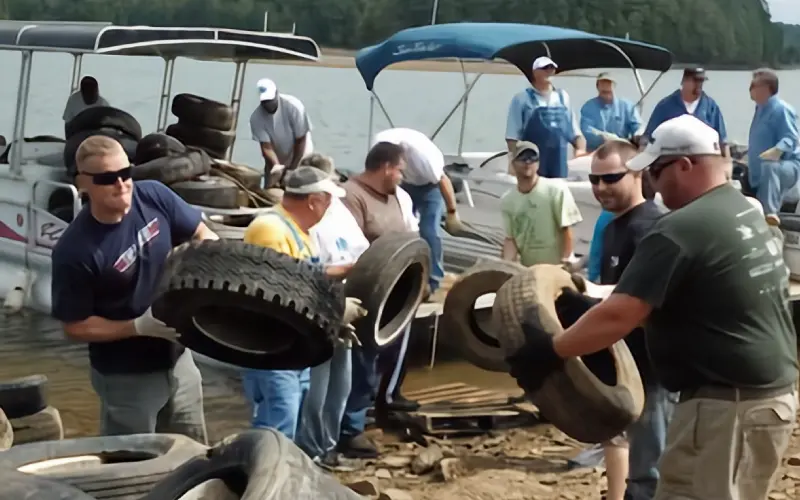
[249,77,314,181]
[505,56,586,179]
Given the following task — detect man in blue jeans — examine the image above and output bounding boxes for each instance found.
[372,128,464,294]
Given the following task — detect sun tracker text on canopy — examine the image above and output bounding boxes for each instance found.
[355,22,672,90]
[0,21,321,62]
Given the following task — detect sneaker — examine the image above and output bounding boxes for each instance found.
[315,450,357,472]
[337,432,379,459]
[386,394,420,412]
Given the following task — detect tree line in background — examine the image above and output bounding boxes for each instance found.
[1,0,800,66]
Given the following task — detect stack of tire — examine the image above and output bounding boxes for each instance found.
[165,94,235,160]
[63,107,142,177]
[0,376,63,448]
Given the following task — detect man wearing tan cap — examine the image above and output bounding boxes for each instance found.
[580,72,642,152]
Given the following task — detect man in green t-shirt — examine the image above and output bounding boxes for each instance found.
[500,141,583,266]
[505,115,798,500]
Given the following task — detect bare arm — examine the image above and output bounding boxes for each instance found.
[502,237,518,261]
[325,263,353,280]
[260,142,281,170]
[289,135,307,170]
[438,175,458,214]
[63,317,137,343]
[571,135,587,154]
[193,221,219,241]
[561,226,574,259]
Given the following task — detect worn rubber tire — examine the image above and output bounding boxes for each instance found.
[210,159,263,190]
[141,429,362,500]
[0,469,96,500]
[0,374,48,419]
[65,106,142,141]
[171,93,234,131]
[1,433,207,499]
[9,406,63,445]
[443,220,505,247]
[166,122,234,156]
[442,235,501,274]
[492,264,644,443]
[152,239,344,369]
[64,127,138,176]
[345,232,429,349]
[133,149,211,185]
[442,260,525,372]
[170,176,240,209]
[134,133,187,164]
[0,409,12,451]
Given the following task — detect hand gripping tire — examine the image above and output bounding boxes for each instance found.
[0,469,96,500]
[344,232,429,349]
[492,264,644,444]
[152,240,345,370]
[140,429,363,500]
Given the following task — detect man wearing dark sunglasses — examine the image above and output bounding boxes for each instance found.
[506,115,797,500]
[50,136,219,443]
[500,141,582,267]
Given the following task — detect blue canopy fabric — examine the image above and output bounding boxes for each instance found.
[355,23,673,90]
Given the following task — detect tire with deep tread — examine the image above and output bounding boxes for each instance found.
[65,106,142,141]
[166,123,234,158]
[133,149,211,185]
[0,469,96,500]
[0,375,48,419]
[0,433,207,499]
[9,406,63,445]
[492,264,644,443]
[345,232,429,349]
[134,133,187,164]
[169,176,240,209]
[171,94,234,131]
[152,239,345,369]
[140,429,362,500]
[441,260,525,372]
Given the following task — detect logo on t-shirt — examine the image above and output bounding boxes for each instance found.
[112,218,161,273]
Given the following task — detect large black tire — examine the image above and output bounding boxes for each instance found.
[171,93,234,131]
[441,235,502,274]
[0,375,47,419]
[65,106,142,141]
[9,406,63,444]
[493,264,644,443]
[441,260,525,372]
[141,429,362,500]
[0,469,96,500]
[443,220,505,247]
[169,176,240,209]
[134,133,187,164]
[1,433,207,499]
[152,240,344,369]
[345,232,429,349]
[64,128,137,176]
[132,149,211,185]
[0,409,11,451]
[166,123,234,158]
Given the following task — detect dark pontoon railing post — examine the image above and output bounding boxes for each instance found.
[69,54,83,94]
[10,50,33,177]
[155,57,176,132]
[226,60,248,161]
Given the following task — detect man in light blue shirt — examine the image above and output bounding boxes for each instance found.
[505,56,586,178]
[580,73,642,152]
[747,68,800,222]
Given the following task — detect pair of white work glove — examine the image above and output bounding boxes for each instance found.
[444,211,466,234]
[340,297,368,348]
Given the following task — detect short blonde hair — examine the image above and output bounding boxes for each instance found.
[75,135,125,170]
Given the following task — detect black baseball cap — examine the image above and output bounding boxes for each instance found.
[683,67,708,81]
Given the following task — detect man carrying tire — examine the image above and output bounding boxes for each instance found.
[507,115,799,500]
[242,166,366,442]
[249,78,313,181]
[51,136,220,443]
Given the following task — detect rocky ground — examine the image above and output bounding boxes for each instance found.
[335,414,800,500]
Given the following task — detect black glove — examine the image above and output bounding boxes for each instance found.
[555,287,602,328]
[505,306,565,395]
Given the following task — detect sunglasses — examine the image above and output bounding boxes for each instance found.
[589,172,628,185]
[79,165,133,186]
[515,151,540,163]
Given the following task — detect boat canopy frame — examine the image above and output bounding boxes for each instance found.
[0,20,322,177]
[354,23,673,154]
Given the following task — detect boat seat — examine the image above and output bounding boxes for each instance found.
[444,162,474,207]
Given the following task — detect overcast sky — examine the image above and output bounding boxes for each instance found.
[768,0,800,24]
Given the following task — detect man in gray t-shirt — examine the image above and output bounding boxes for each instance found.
[249,78,313,177]
[63,76,109,123]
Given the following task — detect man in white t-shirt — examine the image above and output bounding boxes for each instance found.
[63,76,110,123]
[372,128,463,294]
[249,78,314,178]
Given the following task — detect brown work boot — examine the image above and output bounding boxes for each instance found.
[337,432,379,459]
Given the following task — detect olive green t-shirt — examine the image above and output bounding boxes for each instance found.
[500,177,583,266]
[614,184,798,391]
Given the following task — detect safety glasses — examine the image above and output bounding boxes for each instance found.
[79,165,133,186]
[588,172,627,185]
[649,157,680,180]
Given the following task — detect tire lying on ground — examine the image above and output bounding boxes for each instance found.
[65,106,142,141]
[140,429,363,500]
[134,133,187,164]
[152,239,345,369]
[0,374,48,419]
[132,149,211,185]
[211,159,263,190]
[170,175,240,209]
[0,433,207,500]
[166,123,234,159]
[441,234,502,274]
[9,406,64,445]
[0,409,12,451]
[492,264,644,443]
[0,469,96,500]
[345,232,430,349]
[64,127,137,176]
[442,260,525,372]
[171,93,235,131]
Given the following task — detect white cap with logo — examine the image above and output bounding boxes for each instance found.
[256,78,277,101]
[626,115,722,172]
[532,56,558,71]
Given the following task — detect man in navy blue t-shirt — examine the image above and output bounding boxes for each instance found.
[51,136,218,442]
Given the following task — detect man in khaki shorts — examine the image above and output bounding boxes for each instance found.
[505,115,798,500]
